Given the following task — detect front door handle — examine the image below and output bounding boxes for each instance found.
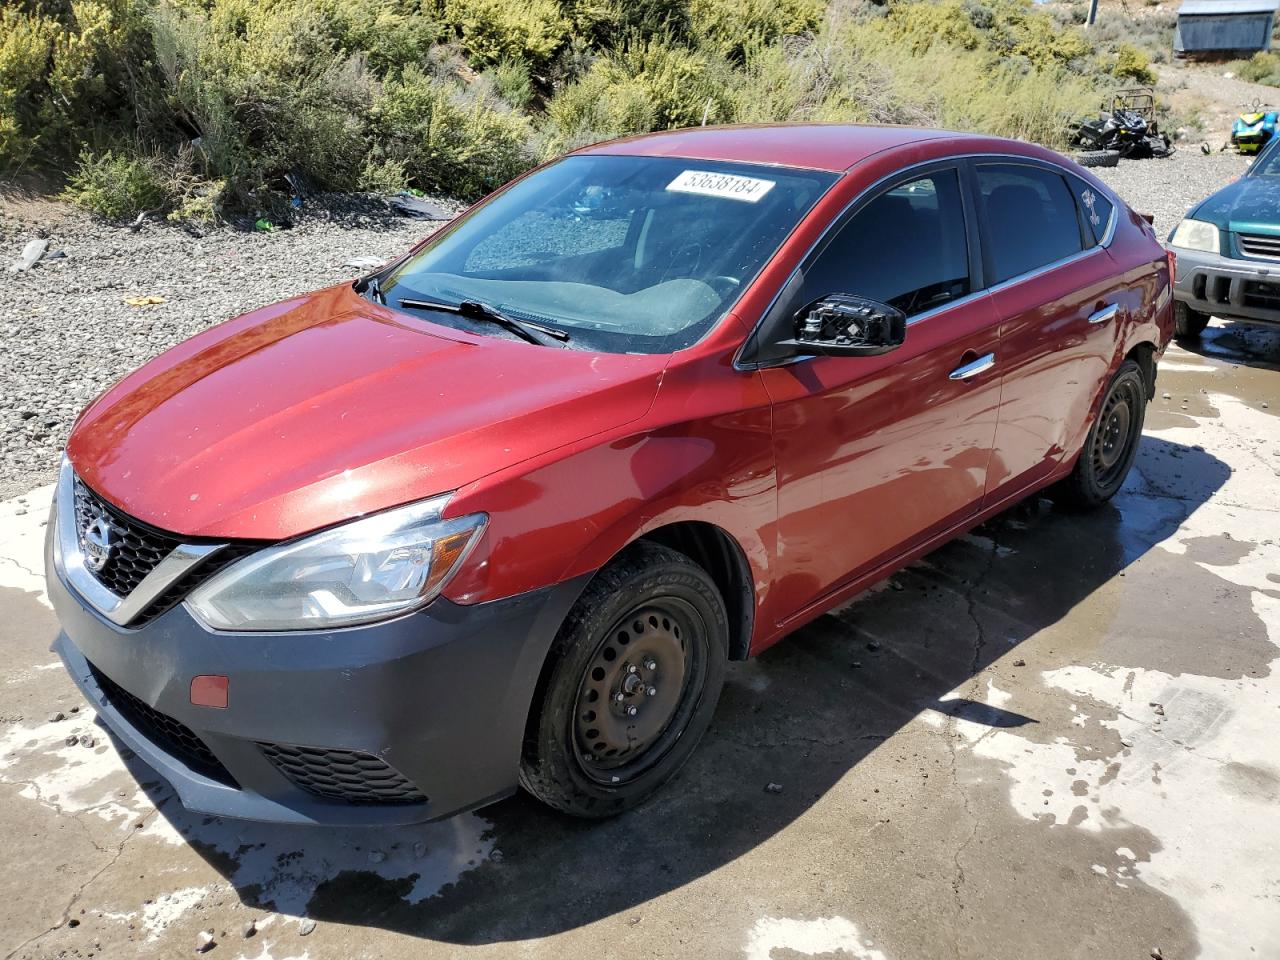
[949,352,996,381]
[1088,303,1120,324]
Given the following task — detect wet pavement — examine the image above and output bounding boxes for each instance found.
[0,318,1276,960]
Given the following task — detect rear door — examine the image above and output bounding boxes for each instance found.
[974,160,1126,501]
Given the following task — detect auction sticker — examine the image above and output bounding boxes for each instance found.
[666,170,776,203]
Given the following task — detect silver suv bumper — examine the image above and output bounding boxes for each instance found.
[1170,245,1280,325]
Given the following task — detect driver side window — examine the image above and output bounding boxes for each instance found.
[803,169,971,318]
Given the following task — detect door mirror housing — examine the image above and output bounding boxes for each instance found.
[778,294,906,359]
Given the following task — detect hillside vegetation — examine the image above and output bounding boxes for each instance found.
[1,0,1155,221]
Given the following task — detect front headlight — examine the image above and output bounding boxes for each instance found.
[1169,219,1221,254]
[186,495,486,631]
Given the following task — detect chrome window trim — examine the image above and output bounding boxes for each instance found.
[54,458,225,627]
[733,151,1120,370]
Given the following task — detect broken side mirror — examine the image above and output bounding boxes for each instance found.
[778,294,906,359]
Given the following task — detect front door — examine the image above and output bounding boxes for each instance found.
[758,165,1003,622]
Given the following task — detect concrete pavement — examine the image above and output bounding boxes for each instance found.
[0,321,1276,960]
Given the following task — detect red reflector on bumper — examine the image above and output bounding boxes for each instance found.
[190,675,229,709]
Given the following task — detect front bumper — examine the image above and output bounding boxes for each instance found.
[1170,244,1280,325]
[47,523,589,825]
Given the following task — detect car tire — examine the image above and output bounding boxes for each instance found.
[1174,301,1210,339]
[519,541,728,818]
[1077,149,1121,168]
[1055,359,1147,510]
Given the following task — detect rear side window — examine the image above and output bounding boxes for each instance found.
[977,164,1084,284]
[802,168,971,318]
[1070,176,1114,245]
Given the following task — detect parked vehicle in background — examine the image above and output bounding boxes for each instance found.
[1072,88,1174,168]
[1231,100,1278,154]
[1168,129,1280,337]
[47,125,1173,826]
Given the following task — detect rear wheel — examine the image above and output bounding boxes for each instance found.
[1174,301,1210,340]
[1056,360,1147,510]
[520,541,728,818]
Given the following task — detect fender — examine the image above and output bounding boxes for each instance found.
[443,348,778,645]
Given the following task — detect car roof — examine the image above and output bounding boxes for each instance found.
[574,124,976,173]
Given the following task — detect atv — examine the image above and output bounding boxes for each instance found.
[1231,100,1278,154]
[1071,87,1174,167]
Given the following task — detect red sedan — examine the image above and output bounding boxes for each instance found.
[47,125,1172,823]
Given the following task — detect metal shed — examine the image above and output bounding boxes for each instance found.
[1175,0,1280,53]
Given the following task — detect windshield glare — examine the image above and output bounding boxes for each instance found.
[382,155,837,353]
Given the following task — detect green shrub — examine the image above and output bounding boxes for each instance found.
[149,0,372,195]
[359,155,410,193]
[440,0,571,71]
[310,0,442,74]
[8,0,1137,217]
[487,57,536,109]
[688,0,822,62]
[1111,42,1156,83]
[883,0,1090,68]
[1237,51,1280,87]
[541,38,735,154]
[728,21,1097,148]
[372,65,534,198]
[0,0,151,169]
[62,149,172,219]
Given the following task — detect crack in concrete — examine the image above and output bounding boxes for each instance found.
[943,526,1001,953]
[2,806,159,960]
[0,555,41,581]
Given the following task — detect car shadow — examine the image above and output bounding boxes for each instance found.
[118,434,1229,943]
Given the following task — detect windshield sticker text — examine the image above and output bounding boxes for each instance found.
[666,170,776,203]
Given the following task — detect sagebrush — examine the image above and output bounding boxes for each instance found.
[1,0,1147,221]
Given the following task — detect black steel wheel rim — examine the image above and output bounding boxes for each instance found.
[572,597,708,784]
[1092,377,1141,489]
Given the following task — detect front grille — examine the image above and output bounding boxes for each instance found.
[70,475,264,625]
[88,662,237,786]
[73,480,181,598]
[259,742,426,805]
[131,543,259,627]
[1237,232,1280,261]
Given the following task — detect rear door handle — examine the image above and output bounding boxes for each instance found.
[949,352,996,381]
[1088,303,1120,325]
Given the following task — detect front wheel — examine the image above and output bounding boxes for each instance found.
[520,541,728,818]
[1055,359,1148,510]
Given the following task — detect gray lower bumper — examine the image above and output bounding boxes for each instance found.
[47,527,590,826]
[1170,244,1280,325]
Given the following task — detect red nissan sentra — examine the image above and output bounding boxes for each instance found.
[47,125,1173,824]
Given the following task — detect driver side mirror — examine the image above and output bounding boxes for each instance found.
[778,294,906,359]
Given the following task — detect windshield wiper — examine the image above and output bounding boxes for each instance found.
[398,296,569,347]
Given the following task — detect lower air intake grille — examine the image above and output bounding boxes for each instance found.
[89,662,237,786]
[259,742,426,804]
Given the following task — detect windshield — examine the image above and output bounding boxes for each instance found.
[380,155,837,353]
[1253,142,1280,177]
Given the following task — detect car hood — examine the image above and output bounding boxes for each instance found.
[67,285,667,540]
[1193,175,1280,232]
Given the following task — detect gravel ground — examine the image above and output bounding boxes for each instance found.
[0,196,457,499]
[1089,148,1250,236]
[0,149,1252,499]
